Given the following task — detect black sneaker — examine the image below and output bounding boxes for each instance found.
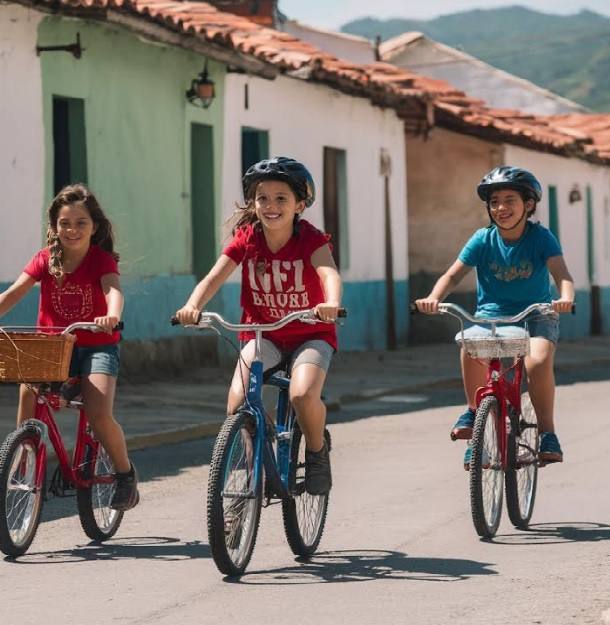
[305,442,332,495]
[110,463,140,511]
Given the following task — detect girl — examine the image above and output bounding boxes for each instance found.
[176,157,342,495]
[416,166,574,467]
[0,184,139,511]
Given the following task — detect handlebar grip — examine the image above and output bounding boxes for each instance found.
[409,303,419,315]
[171,312,205,326]
[571,303,577,315]
[114,322,124,331]
[337,308,347,318]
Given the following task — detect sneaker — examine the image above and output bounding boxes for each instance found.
[305,442,332,495]
[110,463,140,511]
[538,432,563,465]
[463,445,491,471]
[451,408,476,441]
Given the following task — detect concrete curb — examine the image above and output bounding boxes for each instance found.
[120,356,610,452]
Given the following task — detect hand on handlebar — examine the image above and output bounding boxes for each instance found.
[314,302,340,323]
[551,299,574,314]
[93,315,120,334]
[414,298,440,314]
[174,305,201,326]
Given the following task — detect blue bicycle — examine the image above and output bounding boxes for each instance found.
[173,308,345,576]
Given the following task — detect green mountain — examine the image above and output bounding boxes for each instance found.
[341,6,610,112]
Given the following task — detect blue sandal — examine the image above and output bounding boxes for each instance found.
[451,408,476,441]
[538,432,563,465]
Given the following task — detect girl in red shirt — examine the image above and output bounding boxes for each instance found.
[0,184,138,511]
[176,157,342,495]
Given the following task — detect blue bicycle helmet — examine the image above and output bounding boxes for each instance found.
[477,166,542,202]
[242,157,316,207]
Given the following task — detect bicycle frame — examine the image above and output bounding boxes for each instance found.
[29,391,110,493]
[474,356,525,470]
[179,308,335,502]
[432,301,556,470]
[243,354,293,500]
[3,321,122,495]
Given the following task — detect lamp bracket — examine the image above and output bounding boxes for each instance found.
[37,32,83,59]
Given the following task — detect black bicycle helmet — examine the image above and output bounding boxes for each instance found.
[477,166,542,202]
[242,157,316,207]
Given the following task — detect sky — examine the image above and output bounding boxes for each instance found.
[278,1,610,30]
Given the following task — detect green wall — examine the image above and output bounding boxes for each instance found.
[39,17,225,277]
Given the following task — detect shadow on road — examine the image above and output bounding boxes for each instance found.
[225,549,497,585]
[3,536,209,564]
[493,522,610,545]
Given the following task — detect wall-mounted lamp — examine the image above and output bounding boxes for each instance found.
[186,60,215,108]
[36,32,83,59]
[569,184,582,204]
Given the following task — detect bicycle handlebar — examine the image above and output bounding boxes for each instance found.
[171,308,347,332]
[62,321,124,335]
[0,322,124,335]
[410,302,575,324]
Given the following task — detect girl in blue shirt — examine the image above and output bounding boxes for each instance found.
[416,166,574,466]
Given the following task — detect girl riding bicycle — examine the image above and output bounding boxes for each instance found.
[0,184,138,511]
[176,157,342,495]
[416,166,574,467]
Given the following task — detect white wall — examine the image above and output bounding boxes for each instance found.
[0,4,45,281]
[282,21,376,65]
[505,145,610,289]
[387,38,585,116]
[222,73,408,284]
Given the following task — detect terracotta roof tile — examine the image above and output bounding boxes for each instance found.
[20,0,610,164]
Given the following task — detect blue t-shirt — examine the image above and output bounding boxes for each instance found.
[458,222,562,317]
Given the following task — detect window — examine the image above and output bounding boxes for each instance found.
[241,127,269,176]
[52,96,87,193]
[323,147,348,269]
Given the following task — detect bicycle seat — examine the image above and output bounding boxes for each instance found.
[58,377,83,402]
[262,356,292,383]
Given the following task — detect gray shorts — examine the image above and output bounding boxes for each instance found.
[238,339,334,374]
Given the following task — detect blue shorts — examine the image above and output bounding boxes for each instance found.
[69,344,120,378]
[457,311,560,345]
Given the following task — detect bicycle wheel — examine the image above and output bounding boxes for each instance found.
[77,444,124,541]
[207,411,262,576]
[0,424,45,556]
[505,391,538,529]
[469,396,503,538]
[282,426,331,557]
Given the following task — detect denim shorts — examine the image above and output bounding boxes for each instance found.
[456,311,560,345]
[69,344,120,378]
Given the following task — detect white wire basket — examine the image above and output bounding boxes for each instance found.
[459,334,531,359]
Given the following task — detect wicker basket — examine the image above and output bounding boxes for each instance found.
[0,332,75,383]
[460,335,530,359]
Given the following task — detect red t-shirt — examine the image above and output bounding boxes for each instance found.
[223,220,337,351]
[23,245,121,347]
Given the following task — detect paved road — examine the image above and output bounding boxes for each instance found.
[2,377,610,625]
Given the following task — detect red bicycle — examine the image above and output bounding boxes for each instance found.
[419,302,565,538]
[0,322,124,556]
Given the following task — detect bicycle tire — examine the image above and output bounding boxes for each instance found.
[505,391,538,529]
[282,426,331,557]
[0,424,45,556]
[469,396,504,538]
[207,411,262,576]
[77,443,124,541]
